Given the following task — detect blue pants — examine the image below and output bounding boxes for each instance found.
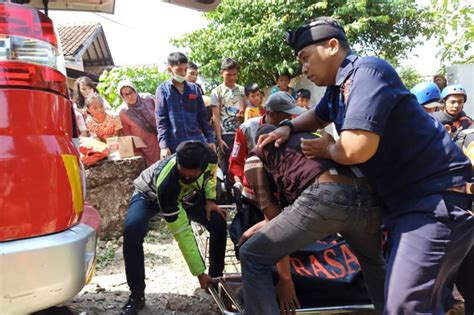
[123,192,227,297]
[383,191,474,314]
[455,245,474,313]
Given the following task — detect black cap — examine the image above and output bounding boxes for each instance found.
[286,17,347,55]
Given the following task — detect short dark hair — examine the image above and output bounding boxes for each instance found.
[168,52,188,67]
[187,61,198,71]
[220,57,239,71]
[337,38,350,50]
[275,70,291,81]
[244,83,261,96]
[296,89,311,99]
[176,141,209,170]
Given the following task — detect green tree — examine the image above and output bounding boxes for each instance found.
[397,65,422,90]
[423,0,474,66]
[172,0,427,88]
[97,65,169,109]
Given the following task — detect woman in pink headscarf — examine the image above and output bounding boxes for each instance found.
[117,80,160,165]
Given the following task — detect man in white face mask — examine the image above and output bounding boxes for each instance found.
[156,52,216,159]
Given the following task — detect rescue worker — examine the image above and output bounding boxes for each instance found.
[441,86,474,315]
[411,81,442,113]
[259,17,474,314]
[432,84,472,138]
[120,141,227,315]
[412,81,474,313]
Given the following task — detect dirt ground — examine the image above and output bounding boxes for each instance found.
[35,218,466,315]
[37,219,224,315]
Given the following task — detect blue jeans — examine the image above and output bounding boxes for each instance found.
[123,192,227,297]
[240,182,385,315]
[383,191,474,314]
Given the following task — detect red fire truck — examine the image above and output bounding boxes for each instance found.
[0,3,101,313]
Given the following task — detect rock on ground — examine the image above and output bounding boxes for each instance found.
[85,156,146,240]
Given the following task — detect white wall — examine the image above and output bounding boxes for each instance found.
[290,74,326,108]
[65,59,84,71]
[262,74,326,108]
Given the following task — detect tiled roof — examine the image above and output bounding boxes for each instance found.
[57,23,99,57]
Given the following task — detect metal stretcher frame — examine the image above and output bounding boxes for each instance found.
[191,204,376,314]
[207,275,374,314]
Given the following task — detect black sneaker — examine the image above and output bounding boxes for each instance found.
[120,295,145,315]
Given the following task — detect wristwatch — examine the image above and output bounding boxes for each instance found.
[278,119,295,134]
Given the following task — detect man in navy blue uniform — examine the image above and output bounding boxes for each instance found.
[258,17,474,314]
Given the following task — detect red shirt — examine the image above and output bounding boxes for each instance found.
[228,116,265,199]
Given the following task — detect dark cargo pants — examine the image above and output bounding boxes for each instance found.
[383,191,474,314]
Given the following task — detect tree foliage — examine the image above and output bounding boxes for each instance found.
[172,0,427,88]
[397,65,422,90]
[423,0,474,66]
[97,66,169,108]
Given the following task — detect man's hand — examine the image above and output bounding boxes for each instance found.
[208,143,217,152]
[237,110,245,124]
[217,138,229,153]
[236,220,266,247]
[160,147,171,159]
[444,124,452,134]
[232,182,244,199]
[205,200,226,221]
[233,181,244,193]
[276,278,300,315]
[197,273,214,290]
[300,131,335,159]
[257,126,291,148]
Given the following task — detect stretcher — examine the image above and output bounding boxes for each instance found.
[191,202,376,314]
[207,274,374,314]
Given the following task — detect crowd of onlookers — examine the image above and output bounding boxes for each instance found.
[71,52,313,168]
[72,56,472,177]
